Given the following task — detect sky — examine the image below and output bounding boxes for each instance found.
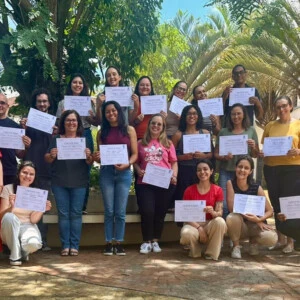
[160,0,213,22]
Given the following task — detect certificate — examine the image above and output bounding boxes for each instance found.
[26,108,56,134]
[175,200,206,222]
[141,95,167,115]
[263,136,293,156]
[57,138,86,160]
[100,144,129,165]
[219,135,248,156]
[15,186,48,212]
[0,127,25,150]
[280,196,300,219]
[105,87,133,107]
[198,98,224,117]
[64,96,91,116]
[183,134,211,153]
[169,95,189,115]
[233,194,266,216]
[142,163,173,189]
[229,88,255,106]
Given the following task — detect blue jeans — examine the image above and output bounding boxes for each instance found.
[52,185,86,250]
[99,166,132,242]
[218,169,235,219]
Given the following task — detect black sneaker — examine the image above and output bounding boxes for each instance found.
[114,244,126,256]
[103,243,114,256]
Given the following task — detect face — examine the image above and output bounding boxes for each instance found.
[71,76,84,95]
[138,78,152,96]
[0,94,9,118]
[106,68,122,87]
[275,99,292,119]
[149,116,164,137]
[64,113,78,133]
[19,166,36,187]
[194,86,207,100]
[174,82,187,99]
[35,93,50,112]
[105,104,118,125]
[186,107,199,126]
[236,159,253,181]
[230,106,244,126]
[232,66,247,85]
[196,163,213,182]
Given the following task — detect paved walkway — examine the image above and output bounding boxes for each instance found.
[0,241,299,299]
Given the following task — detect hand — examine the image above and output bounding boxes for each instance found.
[197,226,208,244]
[52,125,58,135]
[256,222,273,231]
[45,200,52,212]
[20,118,27,129]
[97,94,106,105]
[114,163,130,171]
[258,150,264,158]
[22,135,31,148]
[85,148,91,157]
[204,206,214,216]
[243,213,261,223]
[223,152,233,161]
[223,86,232,100]
[132,94,139,106]
[176,113,181,120]
[137,114,144,122]
[184,153,194,160]
[160,110,167,119]
[277,213,287,222]
[287,148,299,156]
[50,148,58,159]
[249,96,259,106]
[88,110,95,118]
[170,176,177,185]
[193,151,206,160]
[9,194,16,210]
[137,169,145,178]
[247,139,256,149]
[93,151,100,163]
[209,114,218,126]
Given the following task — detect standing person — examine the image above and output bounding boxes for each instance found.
[20,88,55,251]
[134,114,178,254]
[0,161,52,265]
[45,110,93,256]
[94,101,137,256]
[0,93,31,185]
[262,95,300,253]
[172,105,213,202]
[165,81,188,138]
[226,156,277,259]
[180,159,226,261]
[214,103,259,218]
[222,64,263,126]
[191,85,221,135]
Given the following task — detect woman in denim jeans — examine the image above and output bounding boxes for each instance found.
[94,101,137,256]
[45,110,93,256]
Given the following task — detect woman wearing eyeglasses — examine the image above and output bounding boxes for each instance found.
[262,95,300,253]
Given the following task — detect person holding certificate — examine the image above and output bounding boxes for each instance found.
[45,110,93,256]
[191,85,221,135]
[0,161,51,266]
[94,101,137,256]
[172,105,212,203]
[262,95,300,253]
[165,81,188,137]
[180,159,226,260]
[226,156,277,259]
[215,103,259,218]
[134,114,178,254]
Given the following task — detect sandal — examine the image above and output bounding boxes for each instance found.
[61,248,70,256]
[70,249,79,256]
[282,244,294,254]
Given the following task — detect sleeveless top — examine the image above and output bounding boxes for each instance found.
[231,179,259,195]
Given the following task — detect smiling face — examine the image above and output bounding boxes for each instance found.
[71,76,84,95]
[106,67,122,87]
[138,78,152,96]
[186,107,199,126]
[275,98,292,120]
[232,66,247,85]
[235,159,253,181]
[0,94,9,119]
[174,82,187,99]
[196,162,213,183]
[193,86,207,101]
[149,115,164,137]
[64,113,78,134]
[35,93,50,113]
[230,106,244,127]
[105,104,118,126]
[19,166,36,187]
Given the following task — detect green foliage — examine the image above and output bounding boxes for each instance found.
[90,165,100,189]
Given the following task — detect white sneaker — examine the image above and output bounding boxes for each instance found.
[140,242,152,254]
[249,244,259,256]
[152,241,162,253]
[231,246,242,259]
[10,259,22,266]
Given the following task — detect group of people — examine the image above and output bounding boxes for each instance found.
[0,64,299,266]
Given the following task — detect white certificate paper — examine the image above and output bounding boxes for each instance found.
[27,108,56,134]
[229,88,255,106]
[169,95,189,115]
[233,194,266,216]
[263,136,293,156]
[15,186,48,212]
[198,98,224,117]
[183,134,211,153]
[64,96,91,116]
[175,200,206,222]
[57,138,86,160]
[100,144,129,165]
[280,196,300,219]
[219,135,248,156]
[105,87,133,107]
[0,127,25,150]
[141,95,167,115]
[142,163,173,189]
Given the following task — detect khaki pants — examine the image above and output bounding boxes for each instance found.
[1,213,42,261]
[226,213,278,247]
[180,217,227,260]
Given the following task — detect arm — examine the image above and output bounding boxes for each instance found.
[0,160,3,194]
[16,135,31,158]
[30,200,52,224]
[170,161,178,185]
[171,131,193,161]
[226,180,235,213]
[93,130,101,163]
[128,94,140,125]
[210,115,221,136]
[94,93,105,125]
[45,147,58,163]
[214,144,233,162]
[249,96,264,124]
[194,129,213,160]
